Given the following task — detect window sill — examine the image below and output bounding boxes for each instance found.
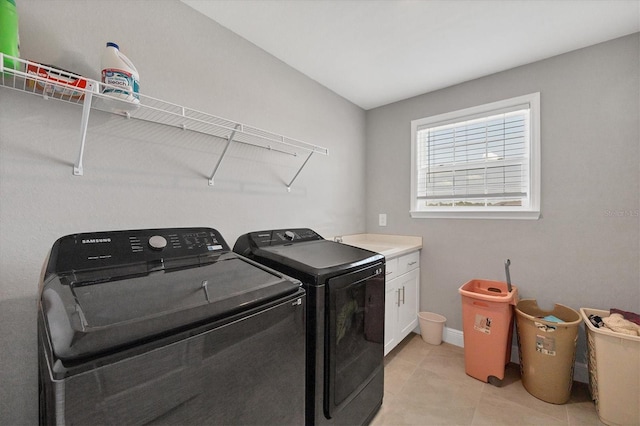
[410,210,541,220]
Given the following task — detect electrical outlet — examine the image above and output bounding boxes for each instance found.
[379,213,387,226]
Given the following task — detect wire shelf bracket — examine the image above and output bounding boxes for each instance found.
[287,151,314,192]
[208,124,240,186]
[73,80,97,176]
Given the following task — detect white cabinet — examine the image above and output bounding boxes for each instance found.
[384,250,420,356]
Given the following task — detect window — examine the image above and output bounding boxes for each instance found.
[410,93,540,219]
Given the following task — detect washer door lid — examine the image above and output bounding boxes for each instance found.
[42,256,301,361]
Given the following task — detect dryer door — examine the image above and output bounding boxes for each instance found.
[325,262,385,418]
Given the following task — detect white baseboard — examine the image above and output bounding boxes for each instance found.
[439,327,589,384]
[442,326,465,347]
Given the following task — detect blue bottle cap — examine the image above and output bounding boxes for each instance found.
[106,42,119,49]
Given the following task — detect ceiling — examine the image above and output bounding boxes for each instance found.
[182,0,640,110]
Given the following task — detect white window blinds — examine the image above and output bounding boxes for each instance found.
[415,106,530,208]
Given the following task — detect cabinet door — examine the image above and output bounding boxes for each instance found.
[396,268,420,341]
[384,280,398,356]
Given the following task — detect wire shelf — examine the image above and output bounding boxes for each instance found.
[0,54,328,189]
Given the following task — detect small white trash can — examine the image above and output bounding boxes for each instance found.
[418,312,446,345]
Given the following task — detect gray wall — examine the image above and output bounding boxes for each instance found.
[2,1,639,423]
[366,34,639,350]
[0,1,366,424]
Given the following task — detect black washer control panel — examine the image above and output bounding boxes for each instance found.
[242,228,323,247]
[47,227,229,275]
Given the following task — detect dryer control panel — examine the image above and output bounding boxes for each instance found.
[47,227,229,275]
[241,228,323,248]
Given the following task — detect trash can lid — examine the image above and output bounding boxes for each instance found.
[459,279,518,304]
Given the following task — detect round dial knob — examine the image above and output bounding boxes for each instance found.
[148,235,168,250]
[284,231,295,241]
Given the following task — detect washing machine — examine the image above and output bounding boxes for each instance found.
[38,227,305,425]
[234,228,385,425]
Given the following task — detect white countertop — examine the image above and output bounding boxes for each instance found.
[337,233,422,258]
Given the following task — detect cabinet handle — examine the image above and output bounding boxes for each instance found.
[385,271,393,276]
[407,261,417,266]
[401,286,405,304]
[396,289,401,307]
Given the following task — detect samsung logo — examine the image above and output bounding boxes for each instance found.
[82,238,112,244]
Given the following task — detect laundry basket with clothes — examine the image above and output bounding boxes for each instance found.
[581,307,640,426]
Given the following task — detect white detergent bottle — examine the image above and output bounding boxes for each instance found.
[101,42,140,103]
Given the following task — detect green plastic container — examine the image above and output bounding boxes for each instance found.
[0,0,20,70]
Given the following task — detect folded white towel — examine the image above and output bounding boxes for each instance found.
[602,313,640,336]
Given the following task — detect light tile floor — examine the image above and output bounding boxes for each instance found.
[371,333,604,426]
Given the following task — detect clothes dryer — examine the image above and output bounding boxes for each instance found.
[234,228,385,426]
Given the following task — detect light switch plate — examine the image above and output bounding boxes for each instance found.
[379,213,387,226]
